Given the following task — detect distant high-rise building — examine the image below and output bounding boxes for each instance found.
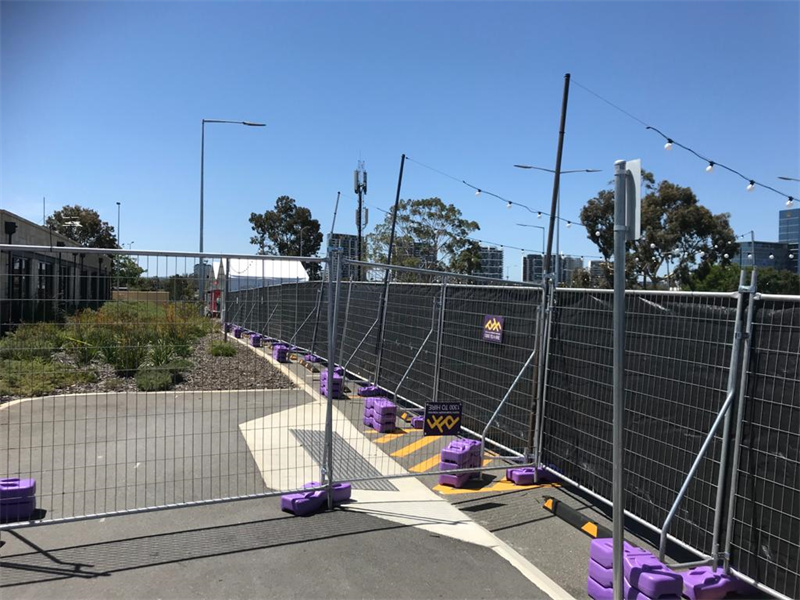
[778,208,800,274]
[477,246,504,279]
[734,240,795,273]
[523,253,544,283]
[328,233,359,279]
[589,260,608,281]
[559,255,584,285]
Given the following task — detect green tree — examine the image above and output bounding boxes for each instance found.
[690,264,800,295]
[368,198,481,274]
[112,255,146,287]
[249,196,323,279]
[580,174,737,289]
[47,205,118,248]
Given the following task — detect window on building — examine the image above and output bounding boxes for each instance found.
[11,257,31,299]
[37,261,54,299]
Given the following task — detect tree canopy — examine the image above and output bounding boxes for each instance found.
[249,196,323,278]
[579,173,737,289]
[47,205,118,248]
[368,197,481,274]
[689,264,800,295]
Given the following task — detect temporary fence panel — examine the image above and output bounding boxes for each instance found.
[540,289,740,558]
[728,295,800,600]
[1,246,328,528]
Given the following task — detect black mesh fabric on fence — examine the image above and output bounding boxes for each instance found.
[228,279,542,454]
[730,298,800,600]
[541,290,739,557]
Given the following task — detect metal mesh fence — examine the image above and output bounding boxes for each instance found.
[729,296,800,599]
[541,289,740,556]
[1,247,328,527]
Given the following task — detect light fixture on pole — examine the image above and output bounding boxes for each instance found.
[514,164,601,284]
[199,118,265,306]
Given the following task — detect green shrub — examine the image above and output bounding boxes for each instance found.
[64,337,101,366]
[111,334,149,376]
[0,323,65,361]
[149,338,175,366]
[164,358,193,376]
[209,341,236,357]
[0,358,96,398]
[135,368,173,392]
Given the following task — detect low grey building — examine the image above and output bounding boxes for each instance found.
[1,209,110,327]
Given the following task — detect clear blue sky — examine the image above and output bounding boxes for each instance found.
[2,0,798,279]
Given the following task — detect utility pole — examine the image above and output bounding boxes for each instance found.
[354,161,368,281]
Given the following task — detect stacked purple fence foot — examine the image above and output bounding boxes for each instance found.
[587,538,683,600]
[438,439,481,488]
[0,478,36,522]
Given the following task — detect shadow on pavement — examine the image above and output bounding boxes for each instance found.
[1,508,404,588]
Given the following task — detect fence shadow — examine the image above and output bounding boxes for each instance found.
[0,509,405,588]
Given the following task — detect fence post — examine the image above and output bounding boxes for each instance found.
[430,275,448,406]
[323,248,342,509]
[722,268,758,571]
[223,257,230,341]
[528,281,550,466]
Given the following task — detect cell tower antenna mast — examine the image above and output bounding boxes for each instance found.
[354,160,367,280]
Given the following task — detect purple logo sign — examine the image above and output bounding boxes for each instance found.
[482,315,504,344]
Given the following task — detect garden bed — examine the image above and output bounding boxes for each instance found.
[0,302,294,401]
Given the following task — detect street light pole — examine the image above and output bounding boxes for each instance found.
[199,118,265,307]
[116,202,121,248]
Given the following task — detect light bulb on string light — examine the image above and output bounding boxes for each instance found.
[595,230,601,237]
[664,139,674,151]
[566,221,572,228]
[769,254,775,260]
[506,201,512,209]
[475,189,482,196]
[724,253,729,259]
[746,181,756,192]
[537,212,542,219]
[788,198,795,207]
[706,162,715,173]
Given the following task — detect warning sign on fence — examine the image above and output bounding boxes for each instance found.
[423,402,462,436]
[482,315,504,344]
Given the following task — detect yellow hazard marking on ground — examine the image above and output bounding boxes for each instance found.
[434,480,558,495]
[391,436,440,457]
[581,522,599,538]
[544,497,554,510]
[409,455,441,473]
[374,429,412,444]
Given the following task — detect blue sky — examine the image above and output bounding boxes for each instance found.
[2,0,798,279]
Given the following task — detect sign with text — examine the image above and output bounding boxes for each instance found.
[482,315,504,344]
[423,402,462,436]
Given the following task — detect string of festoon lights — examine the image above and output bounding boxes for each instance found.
[571,79,796,207]
[404,156,589,231]
[360,198,604,263]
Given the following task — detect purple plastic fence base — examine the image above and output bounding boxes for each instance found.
[624,578,681,600]
[506,467,547,485]
[233,327,243,339]
[589,558,613,589]
[590,538,651,570]
[363,415,373,426]
[0,478,36,522]
[371,421,395,433]
[438,472,475,488]
[250,334,262,347]
[624,553,683,598]
[303,481,352,504]
[358,385,384,397]
[588,576,614,600]
[682,567,754,600]
[411,416,423,429]
[223,323,231,333]
[304,354,322,363]
[280,490,327,516]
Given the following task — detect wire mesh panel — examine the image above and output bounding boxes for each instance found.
[437,281,541,453]
[541,289,740,556]
[1,246,328,528]
[729,295,800,599]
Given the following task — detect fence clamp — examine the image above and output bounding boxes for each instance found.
[735,331,749,341]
